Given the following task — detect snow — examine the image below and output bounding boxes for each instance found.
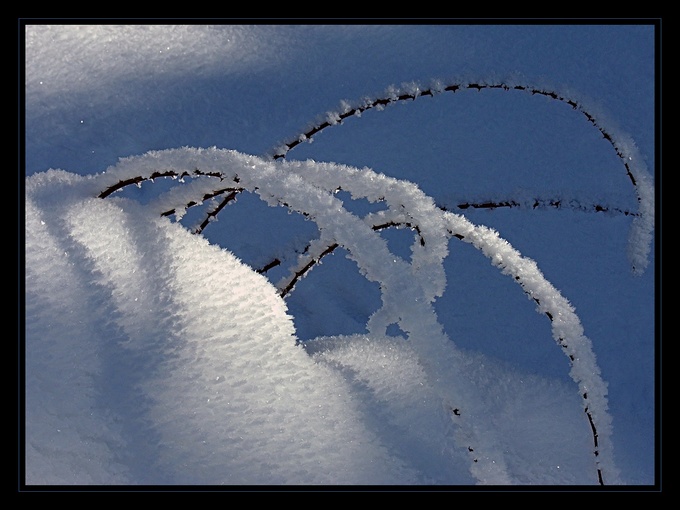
[21,22,658,488]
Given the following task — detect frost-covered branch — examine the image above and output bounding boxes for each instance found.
[193,77,655,247]
[442,210,620,485]
[275,214,424,298]
[97,168,225,199]
[266,78,654,274]
[268,79,641,189]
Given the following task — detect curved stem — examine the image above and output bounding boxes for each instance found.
[269,80,642,189]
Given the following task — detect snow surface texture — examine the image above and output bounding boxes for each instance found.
[24,24,656,487]
[25,141,651,485]
[26,169,421,485]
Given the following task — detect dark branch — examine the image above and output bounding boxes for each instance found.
[257,258,281,274]
[443,198,638,216]
[270,81,640,192]
[97,169,224,199]
[279,243,339,298]
[160,187,243,218]
[193,190,240,235]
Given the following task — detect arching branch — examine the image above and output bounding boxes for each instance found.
[97,169,224,199]
[269,80,642,191]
